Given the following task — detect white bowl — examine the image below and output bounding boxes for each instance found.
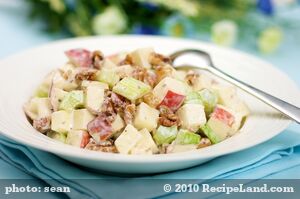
[0,36,299,174]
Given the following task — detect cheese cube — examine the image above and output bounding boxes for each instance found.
[115,124,142,154]
[112,114,125,133]
[176,104,207,132]
[133,102,159,132]
[51,110,71,133]
[85,86,105,112]
[153,77,187,103]
[130,128,158,155]
[72,109,95,130]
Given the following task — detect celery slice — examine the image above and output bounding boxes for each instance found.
[96,68,120,87]
[200,124,221,144]
[184,91,203,105]
[59,90,84,111]
[113,77,151,101]
[175,129,201,145]
[153,126,178,145]
[198,89,218,114]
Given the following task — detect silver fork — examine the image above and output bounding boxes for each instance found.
[170,49,300,124]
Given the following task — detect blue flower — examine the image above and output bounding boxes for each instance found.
[132,24,159,35]
[161,14,194,37]
[257,0,274,15]
[141,2,159,11]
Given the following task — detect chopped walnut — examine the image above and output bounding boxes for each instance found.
[33,117,51,133]
[158,105,181,127]
[185,70,199,86]
[155,65,174,82]
[75,68,98,81]
[132,67,158,87]
[92,50,104,69]
[149,52,171,66]
[143,92,160,108]
[110,92,130,113]
[124,104,136,125]
[197,138,212,149]
[119,54,133,66]
[85,140,117,153]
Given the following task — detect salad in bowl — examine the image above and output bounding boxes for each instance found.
[24,47,249,155]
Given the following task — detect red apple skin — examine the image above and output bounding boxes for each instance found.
[159,90,185,112]
[211,107,235,127]
[65,48,92,68]
[80,131,91,148]
[87,114,113,142]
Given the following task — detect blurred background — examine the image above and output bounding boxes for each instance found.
[0,0,299,83]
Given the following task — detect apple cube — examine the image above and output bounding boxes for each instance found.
[34,70,56,97]
[192,73,213,91]
[59,90,84,111]
[52,71,78,91]
[72,109,95,131]
[212,84,250,118]
[87,115,113,143]
[130,47,154,69]
[133,102,159,132]
[111,114,125,133]
[203,105,235,143]
[65,48,92,68]
[176,104,206,132]
[130,128,158,155]
[47,131,66,143]
[153,77,187,110]
[24,98,52,120]
[115,124,142,154]
[66,130,90,148]
[51,110,71,133]
[210,105,235,127]
[167,144,198,153]
[50,88,68,111]
[36,98,52,118]
[102,58,117,69]
[81,80,109,90]
[85,85,105,112]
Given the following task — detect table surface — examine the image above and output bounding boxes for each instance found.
[0,3,299,179]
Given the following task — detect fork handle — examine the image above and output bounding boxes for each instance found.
[208,66,300,124]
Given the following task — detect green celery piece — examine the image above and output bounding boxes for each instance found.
[153,126,178,145]
[200,124,220,144]
[113,77,151,101]
[59,90,84,111]
[198,89,218,114]
[96,68,120,87]
[34,85,49,98]
[175,129,201,145]
[184,91,203,105]
[47,131,66,143]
